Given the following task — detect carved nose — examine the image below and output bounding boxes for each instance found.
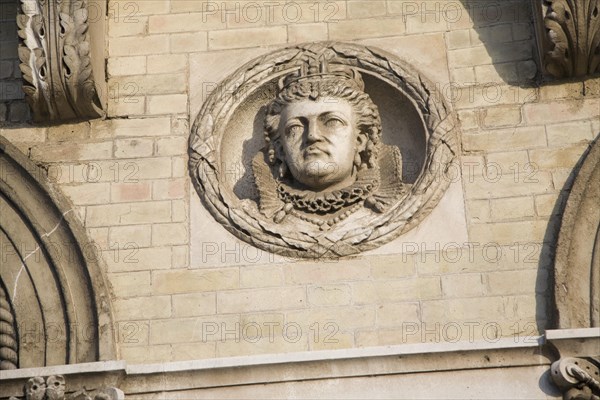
[306,121,320,142]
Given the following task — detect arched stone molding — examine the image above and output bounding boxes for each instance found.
[17,0,106,122]
[554,137,600,328]
[0,136,116,369]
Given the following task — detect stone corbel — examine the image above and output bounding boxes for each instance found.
[8,375,124,400]
[532,0,600,79]
[17,0,106,122]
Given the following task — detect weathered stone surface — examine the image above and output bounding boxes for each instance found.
[189,42,458,258]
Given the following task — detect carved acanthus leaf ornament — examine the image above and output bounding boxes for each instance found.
[543,0,600,78]
[17,0,104,121]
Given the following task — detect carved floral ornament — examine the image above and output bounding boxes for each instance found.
[8,375,124,400]
[551,357,600,400]
[189,42,458,258]
[17,0,104,121]
[541,0,600,78]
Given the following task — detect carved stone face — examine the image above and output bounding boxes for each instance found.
[278,97,367,192]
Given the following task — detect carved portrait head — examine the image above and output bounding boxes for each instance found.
[252,58,407,228]
[263,62,382,192]
[189,42,458,257]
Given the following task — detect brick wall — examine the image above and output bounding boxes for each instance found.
[0,0,598,363]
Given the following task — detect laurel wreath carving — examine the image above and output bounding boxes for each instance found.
[544,0,600,78]
[189,42,459,258]
[17,0,103,121]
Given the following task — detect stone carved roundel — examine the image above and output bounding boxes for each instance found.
[189,42,458,258]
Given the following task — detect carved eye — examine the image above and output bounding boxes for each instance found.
[324,117,344,129]
[286,123,304,136]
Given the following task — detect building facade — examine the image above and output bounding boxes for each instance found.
[0,0,599,398]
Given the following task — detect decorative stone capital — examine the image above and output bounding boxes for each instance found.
[8,375,124,400]
[533,0,600,79]
[17,0,106,122]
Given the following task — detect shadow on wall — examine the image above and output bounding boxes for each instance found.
[454,0,539,87]
[0,0,29,123]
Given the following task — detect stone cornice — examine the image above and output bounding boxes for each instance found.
[1,330,597,398]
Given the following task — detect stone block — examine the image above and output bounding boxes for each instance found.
[529,145,589,169]
[466,199,491,224]
[240,265,284,288]
[86,201,172,227]
[149,315,240,344]
[462,126,547,152]
[148,12,226,33]
[115,138,154,158]
[152,268,239,294]
[534,193,563,217]
[109,16,147,37]
[103,246,173,272]
[347,1,387,19]
[62,183,111,205]
[329,17,405,41]
[172,245,190,269]
[287,23,328,43]
[352,277,442,304]
[468,220,548,245]
[114,296,171,319]
[156,136,187,156]
[152,223,188,246]
[120,345,171,364]
[147,94,188,115]
[546,120,594,147]
[215,335,308,358]
[451,67,476,83]
[147,54,187,74]
[486,269,542,296]
[111,73,186,95]
[111,182,152,203]
[421,296,505,322]
[217,287,306,313]
[377,303,420,328]
[110,117,172,137]
[108,271,152,298]
[286,306,376,331]
[152,178,187,200]
[441,274,484,298]
[285,261,370,285]
[108,56,147,77]
[109,224,152,248]
[170,32,209,53]
[490,196,535,221]
[523,99,599,125]
[109,35,169,56]
[31,142,113,162]
[307,284,352,306]
[481,106,522,128]
[208,26,287,50]
[171,342,216,361]
[47,122,90,141]
[447,29,471,49]
[107,96,146,117]
[172,292,217,317]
